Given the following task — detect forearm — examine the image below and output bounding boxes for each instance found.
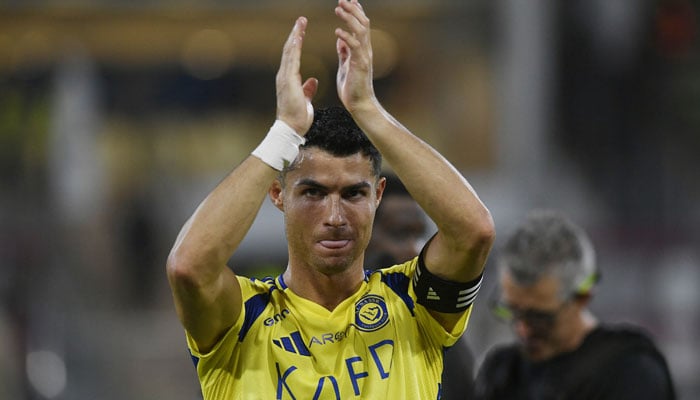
[352,102,494,280]
[167,16,315,350]
[334,0,494,282]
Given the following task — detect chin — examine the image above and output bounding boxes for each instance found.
[522,341,551,362]
[314,256,355,275]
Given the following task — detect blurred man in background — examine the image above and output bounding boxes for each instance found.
[474,210,675,400]
[366,174,476,400]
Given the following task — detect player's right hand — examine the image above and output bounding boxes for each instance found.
[276,17,318,136]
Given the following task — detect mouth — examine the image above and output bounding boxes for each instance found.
[521,335,549,358]
[319,239,351,249]
[524,339,543,350]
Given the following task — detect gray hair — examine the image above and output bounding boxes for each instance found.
[498,210,597,299]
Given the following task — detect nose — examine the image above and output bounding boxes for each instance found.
[513,319,534,340]
[325,195,346,227]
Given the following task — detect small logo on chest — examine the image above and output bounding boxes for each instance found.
[354,294,389,332]
[272,331,311,356]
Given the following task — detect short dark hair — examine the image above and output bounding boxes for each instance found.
[283,106,382,178]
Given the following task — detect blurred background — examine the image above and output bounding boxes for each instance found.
[1,0,698,399]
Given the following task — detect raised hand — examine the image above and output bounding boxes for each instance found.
[276,17,319,135]
[335,0,376,112]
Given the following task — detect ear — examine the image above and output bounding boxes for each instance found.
[375,176,387,206]
[269,179,285,211]
[573,292,593,309]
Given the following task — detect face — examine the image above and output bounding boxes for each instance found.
[368,196,427,266]
[271,147,382,275]
[497,270,580,362]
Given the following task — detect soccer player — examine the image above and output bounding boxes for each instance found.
[166,1,495,398]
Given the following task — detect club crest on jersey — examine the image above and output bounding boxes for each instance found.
[354,294,389,332]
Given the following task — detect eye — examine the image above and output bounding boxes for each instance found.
[343,187,369,200]
[344,189,362,199]
[523,310,555,325]
[302,188,324,198]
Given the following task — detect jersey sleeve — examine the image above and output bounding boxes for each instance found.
[410,274,472,347]
[386,257,473,348]
[185,276,266,371]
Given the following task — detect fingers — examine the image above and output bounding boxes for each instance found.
[334,0,370,65]
[335,0,369,29]
[302,78,319,100]
[334,0,369,45]
[279,17,307,78]
[302,78,318,118]
[287,16,308,50]
[335,28,360,52]
[336,37,349,64]
[276,17,315,134]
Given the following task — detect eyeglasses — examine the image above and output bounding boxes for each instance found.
[490,299,571,331]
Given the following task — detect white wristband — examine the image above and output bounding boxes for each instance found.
[251,120,306,171]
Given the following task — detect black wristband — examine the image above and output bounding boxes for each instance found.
[413,254,483,314]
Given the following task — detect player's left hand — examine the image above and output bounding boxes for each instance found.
[335,0,376,112]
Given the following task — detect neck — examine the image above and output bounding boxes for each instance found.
[282,265,365,311]
[567,310,598,350]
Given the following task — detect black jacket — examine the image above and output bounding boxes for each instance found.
[474,325,676,400]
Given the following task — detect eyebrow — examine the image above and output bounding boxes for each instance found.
[296,178,373,192]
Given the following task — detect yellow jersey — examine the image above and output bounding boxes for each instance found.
[186,257,472,399]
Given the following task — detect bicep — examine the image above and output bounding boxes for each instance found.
[170,266,242,353]
[423,231,490,283]
[421,234,486,331]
